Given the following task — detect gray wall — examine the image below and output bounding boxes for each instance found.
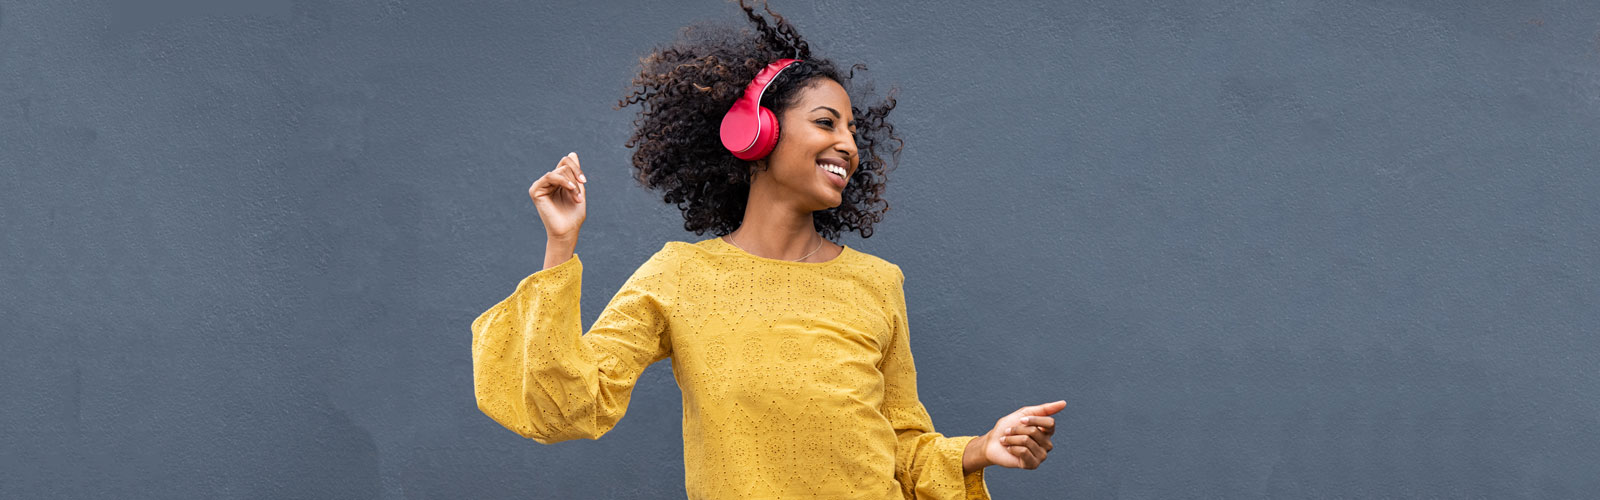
[3,0,1597,498]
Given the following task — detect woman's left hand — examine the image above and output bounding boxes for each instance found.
[972,400,1065,470]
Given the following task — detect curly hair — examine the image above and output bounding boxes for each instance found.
[617,0,902,240]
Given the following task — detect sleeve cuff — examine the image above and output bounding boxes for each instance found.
[952,435,992,500]
[518,254,582,290]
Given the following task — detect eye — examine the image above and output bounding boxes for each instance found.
[814,118,834,128]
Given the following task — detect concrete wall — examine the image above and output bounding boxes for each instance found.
[3,0,1597,497]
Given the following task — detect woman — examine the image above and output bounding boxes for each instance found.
[471,2,1064,498]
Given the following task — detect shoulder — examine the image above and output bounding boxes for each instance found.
[613,240,695,286]
[655,239,716,266]
[844,245,905,283]
[635,240,693,270]
[635,239,725,275]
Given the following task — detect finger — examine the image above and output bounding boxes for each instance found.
[559,155,585,191]
[551,160,583,203]
[1025,429,1052,452]
[999,434,1048,465]
[1013,425,1052,451]
[567,152,586,183]
[999,434,1032,449]
[1020,416,1054,429]
[552,159,579,188]
[531,172,557,198]
[1023,400,1067,417]
[532,173,564,202]
[536,171,579,203]
[1016,432,1047,464]
[1007,422,1051,435]
[1004,443,1042,469]
[1020,416,1055,436]
[566,153,586,202]
[529,175,545,198]
[553,164,583,203]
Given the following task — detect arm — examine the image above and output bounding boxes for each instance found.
[880,266,992,500]
[470,247,675,444]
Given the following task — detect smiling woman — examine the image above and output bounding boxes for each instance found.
[471,0,1063,498]
[617,1,902,244]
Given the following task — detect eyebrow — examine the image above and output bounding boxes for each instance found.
[810,106,858,128]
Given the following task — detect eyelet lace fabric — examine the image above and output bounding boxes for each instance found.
[472,238,991,499]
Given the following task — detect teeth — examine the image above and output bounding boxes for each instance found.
[817,163,846,178]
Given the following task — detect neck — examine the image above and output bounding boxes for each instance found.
[729,178,825,260]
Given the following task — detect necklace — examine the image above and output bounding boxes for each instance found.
[725,232,824,262]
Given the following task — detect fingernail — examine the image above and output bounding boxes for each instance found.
[579,174,587,183]
[1021,417,1030,424]
[1006,427,1013,434]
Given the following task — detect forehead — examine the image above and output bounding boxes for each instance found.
[793,79,852,114]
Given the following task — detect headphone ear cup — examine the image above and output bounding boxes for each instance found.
[747,106,780,160]
[720,100,759,157]
[721,58,802,160]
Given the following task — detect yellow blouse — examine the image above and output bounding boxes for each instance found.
[472,237,990,499]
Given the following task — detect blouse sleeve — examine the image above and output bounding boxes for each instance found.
[880,265,992,500]
[471,249,675,444]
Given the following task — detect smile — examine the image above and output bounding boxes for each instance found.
[818,161,851,190]
[818,162,847,181]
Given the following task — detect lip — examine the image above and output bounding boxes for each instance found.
[817,162,848,189]
[817,157,850,189]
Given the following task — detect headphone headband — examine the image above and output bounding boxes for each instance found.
[720,59,804,160]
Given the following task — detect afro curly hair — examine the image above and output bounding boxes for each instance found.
[617,0,902,240]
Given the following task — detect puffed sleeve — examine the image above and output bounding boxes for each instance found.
[880,265,992,500]
[471,246,676,444]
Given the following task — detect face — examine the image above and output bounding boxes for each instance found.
[752,78,860,210]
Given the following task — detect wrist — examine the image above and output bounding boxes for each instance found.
[543,234,577,269]
[546,232,578,247]
[962,432,992,474]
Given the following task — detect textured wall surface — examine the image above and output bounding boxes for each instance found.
[3,0,1598,497]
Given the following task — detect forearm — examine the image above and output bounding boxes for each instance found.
[962,431,993,475]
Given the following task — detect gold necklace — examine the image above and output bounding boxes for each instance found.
[725,232,824,262]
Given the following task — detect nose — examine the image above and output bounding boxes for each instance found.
[835,130,858,161]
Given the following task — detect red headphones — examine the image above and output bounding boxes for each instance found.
[719,58,803,160]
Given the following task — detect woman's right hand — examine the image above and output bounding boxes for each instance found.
[530,152,587,242]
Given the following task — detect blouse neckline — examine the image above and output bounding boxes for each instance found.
[708,236,856,267]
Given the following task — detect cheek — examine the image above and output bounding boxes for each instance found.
[774,129,819,160]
